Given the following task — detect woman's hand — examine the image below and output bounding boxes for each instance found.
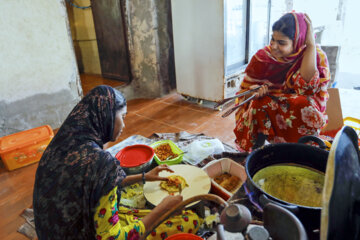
[159,195,184,215]
[121,164,173,187]
[300,13,317,82]
[304,13,315,48]
[160,195,183,209]
[251,84,269,99]
[145,164,174,182]
[141,195,183,236]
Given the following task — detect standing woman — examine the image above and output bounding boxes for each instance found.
[234,12,330,152]
[33,86,200,240]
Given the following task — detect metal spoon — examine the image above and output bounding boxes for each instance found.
[214,86,261,109]
[178,183,182,195]
[221,94,256,118]
[164,151,188,161]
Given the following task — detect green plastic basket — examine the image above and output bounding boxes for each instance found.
[150,140,184,165]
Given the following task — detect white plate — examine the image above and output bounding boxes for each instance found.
[143,164,211,207]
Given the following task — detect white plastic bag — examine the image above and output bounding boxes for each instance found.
[183,138,224,165]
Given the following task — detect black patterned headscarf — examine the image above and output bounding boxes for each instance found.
[33,85,127,239]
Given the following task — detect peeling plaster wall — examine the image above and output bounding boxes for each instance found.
[0,0,82,137]
[119,0,175,100]
[155,0,176,91]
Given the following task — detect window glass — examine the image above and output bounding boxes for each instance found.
[225,0,247,76]
[249,0,270,59]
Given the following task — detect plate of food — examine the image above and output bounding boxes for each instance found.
[143,164,211,207]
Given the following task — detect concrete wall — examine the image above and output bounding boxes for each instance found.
[0,0,82,137]
[119,0,175,100]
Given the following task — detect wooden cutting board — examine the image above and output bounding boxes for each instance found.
[143,164,211,207]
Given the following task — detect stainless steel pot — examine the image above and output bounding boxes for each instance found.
[121,158,154,174]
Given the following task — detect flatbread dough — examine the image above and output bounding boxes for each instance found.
[160,175,188,193]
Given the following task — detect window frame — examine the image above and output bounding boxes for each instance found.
[225,0,271,76]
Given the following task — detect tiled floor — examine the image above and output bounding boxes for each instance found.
[80,74,125,95]
[0,74,236,240]
[105,91,236,149]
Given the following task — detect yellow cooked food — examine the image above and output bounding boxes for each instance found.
[252,164,324,207]
[213,172,241,193]
[160,175,188,193]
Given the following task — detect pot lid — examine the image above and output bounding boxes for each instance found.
[321,126,360,239]
[115,144,154,167]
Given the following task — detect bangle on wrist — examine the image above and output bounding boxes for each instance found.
[142,171,146,184]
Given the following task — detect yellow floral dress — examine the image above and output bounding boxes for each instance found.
[94,186,202,240]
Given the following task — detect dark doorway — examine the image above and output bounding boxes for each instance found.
[91,0,131,82]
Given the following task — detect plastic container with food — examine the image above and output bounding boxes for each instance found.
[0,125,54,171]
[150,140,184,165]
[115,144,154,174]
[202,158,247,200]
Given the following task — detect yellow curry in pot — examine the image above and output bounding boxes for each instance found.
[252,164,325,207]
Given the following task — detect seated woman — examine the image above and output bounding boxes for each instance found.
[234,12,330,152]
[33,86,201,240]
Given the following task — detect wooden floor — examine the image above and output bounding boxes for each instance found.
[0,74,236,240]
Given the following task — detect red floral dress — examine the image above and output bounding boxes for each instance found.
[234,13,331,152]
[234,70,329,152]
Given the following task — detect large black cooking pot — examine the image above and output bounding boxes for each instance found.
[245,136,328,235]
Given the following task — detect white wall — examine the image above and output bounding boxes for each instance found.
[0,0,82,136]
[338,0,360,73]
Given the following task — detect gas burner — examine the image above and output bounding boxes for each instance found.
[228,183,264,221]
[229,183,319,240]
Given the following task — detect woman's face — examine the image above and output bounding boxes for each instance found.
[112,107,127,142]
[270,31,294,58]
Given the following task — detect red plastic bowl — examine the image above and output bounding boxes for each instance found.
[115,144,154,174]
[166,233,203,240]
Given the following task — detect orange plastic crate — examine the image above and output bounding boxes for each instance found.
[0,125,54,171]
